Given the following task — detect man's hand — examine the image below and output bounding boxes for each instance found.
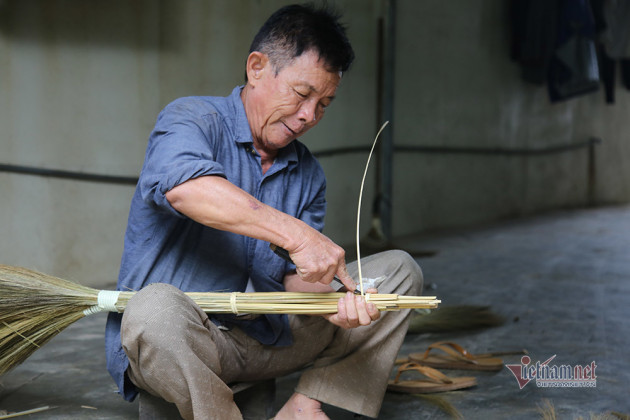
[323,288,380,329]
[284,273,380,329]
[287,230,356,291]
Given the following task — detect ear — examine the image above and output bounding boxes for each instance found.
[245,52,269,85]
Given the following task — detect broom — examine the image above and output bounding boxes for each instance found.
[0,264,439,375]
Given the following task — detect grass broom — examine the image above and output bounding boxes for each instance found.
[0,264,439,375]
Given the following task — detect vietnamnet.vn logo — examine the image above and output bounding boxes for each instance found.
[506,355,597,389]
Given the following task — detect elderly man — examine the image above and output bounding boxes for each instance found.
[105,4,422,419]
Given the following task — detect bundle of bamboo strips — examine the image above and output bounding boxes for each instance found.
[0,264,439,375]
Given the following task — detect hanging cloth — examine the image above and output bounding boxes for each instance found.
[548,0,601,102]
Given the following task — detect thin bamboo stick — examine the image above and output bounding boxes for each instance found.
[355,121,389,295]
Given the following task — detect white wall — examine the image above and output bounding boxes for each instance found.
[0,0,380,285]
[1,0,629,286]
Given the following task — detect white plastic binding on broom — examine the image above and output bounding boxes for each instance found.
[83,290,121,316]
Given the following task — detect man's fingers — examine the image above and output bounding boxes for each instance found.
[344,292,359,327]
[335,261,356,291]
[327,294,348,328]
[323,292,381,329]
[366,300,381,321]
[288,236,347,286]
[355,295,373,326]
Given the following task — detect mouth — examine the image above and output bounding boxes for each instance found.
[282,122,301,137]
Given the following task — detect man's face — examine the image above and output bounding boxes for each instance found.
[247,49,341,154]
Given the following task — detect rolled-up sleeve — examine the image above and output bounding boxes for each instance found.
[300,178,326,233]
[139,99,227,216]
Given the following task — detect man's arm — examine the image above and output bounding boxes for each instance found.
[165,175,356,290]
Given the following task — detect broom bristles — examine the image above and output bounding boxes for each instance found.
[0,265,101,375]
[0,264,439,375]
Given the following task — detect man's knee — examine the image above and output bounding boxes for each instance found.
[121,283,198,353]
[379,249,423,295]
[122,283,224,409]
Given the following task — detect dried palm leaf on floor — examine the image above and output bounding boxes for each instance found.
[0,406,54,419]
[0,264,439,375]
[409,395,463,420]
[537,399,557,420]
[575,412,629,420]
[537,399,627,420]
[584,415,630,420]
[406,305,504,334]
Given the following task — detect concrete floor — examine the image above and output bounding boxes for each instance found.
[2,204,630,419]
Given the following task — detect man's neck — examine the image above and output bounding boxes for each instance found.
[241,85,277,175]
[260,155,274,175]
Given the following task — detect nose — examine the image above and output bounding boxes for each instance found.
[297,100,318,123]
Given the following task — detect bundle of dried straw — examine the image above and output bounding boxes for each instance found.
[0,264,439,375]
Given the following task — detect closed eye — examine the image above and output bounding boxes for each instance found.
[294,89,308,99]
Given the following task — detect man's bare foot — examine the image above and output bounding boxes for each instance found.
[274,392,329,420]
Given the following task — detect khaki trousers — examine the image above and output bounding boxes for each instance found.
[121,250,423,419]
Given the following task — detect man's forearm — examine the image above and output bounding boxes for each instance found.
[165,175,307,251]
[166,175,352,288]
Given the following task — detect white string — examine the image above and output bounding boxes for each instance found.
[230,292,239,314]
[356,121,389,296]
[83,290,121,316]
[83,306,101,316]
[98,290,121,311]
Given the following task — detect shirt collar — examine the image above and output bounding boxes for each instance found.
[229,86,255,145]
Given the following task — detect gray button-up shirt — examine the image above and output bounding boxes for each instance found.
[105,86,327,401]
